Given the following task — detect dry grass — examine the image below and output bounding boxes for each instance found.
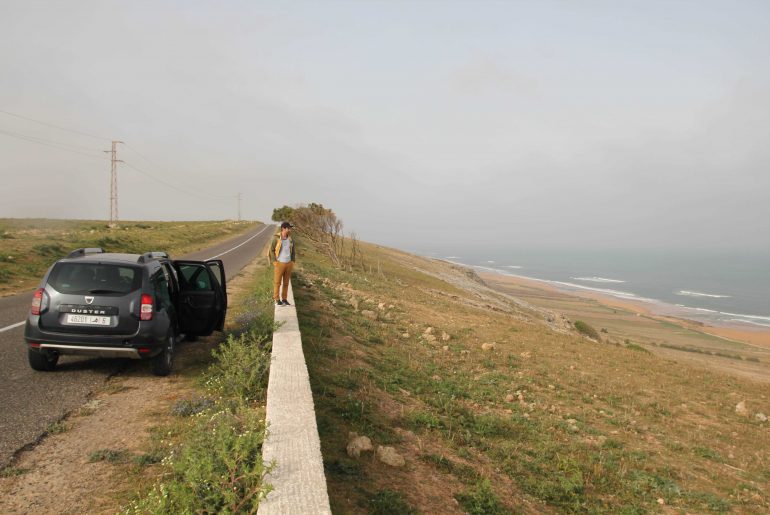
[294,240,770,514]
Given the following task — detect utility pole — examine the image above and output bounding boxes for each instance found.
[237,193,242,222]
[104,140,124,228]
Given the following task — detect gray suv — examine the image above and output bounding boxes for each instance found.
[24,248,227,376]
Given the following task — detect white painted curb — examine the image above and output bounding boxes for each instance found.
[258,280,332,515]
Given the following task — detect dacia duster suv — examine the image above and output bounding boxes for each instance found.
[24,248,227,376]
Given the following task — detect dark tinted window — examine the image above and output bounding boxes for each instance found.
[178,264,212,291]
[48,263,142,294]
[153,272,173,310]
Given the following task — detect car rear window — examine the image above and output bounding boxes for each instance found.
[48,263,142,294]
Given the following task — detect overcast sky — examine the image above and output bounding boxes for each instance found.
[1,1,769,251]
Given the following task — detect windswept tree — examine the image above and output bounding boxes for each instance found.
[271,205,294,223]
[274,203,361,270]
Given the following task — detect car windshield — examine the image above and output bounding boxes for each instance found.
[48,263,142,295]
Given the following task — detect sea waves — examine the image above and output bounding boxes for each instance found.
[677,290,732,299]
[572,276,625,284]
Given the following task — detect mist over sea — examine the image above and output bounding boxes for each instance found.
[423,247,770,329]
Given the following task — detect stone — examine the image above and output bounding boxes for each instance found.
[424,327,434,335]
[424,334,437,342]
[735,401,749,417]
[349,297,360,311]
[377,302,386,311]
[505,394,515,403]
[346,433,373,458]
[361,310,377,320]
[401,333,410,339]
[481,342,496,351]
[442,345,449,351]
[441,331,450,341]
[756,412,768,422]
[431,374,441,381]
[376,446,405,467]
[520,351,532,359]
[657,498,665,506]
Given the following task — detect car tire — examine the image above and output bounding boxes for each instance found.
[150,333,175,376]
[28,348,58,371]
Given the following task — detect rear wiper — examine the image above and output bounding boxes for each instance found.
[87,289,122,294]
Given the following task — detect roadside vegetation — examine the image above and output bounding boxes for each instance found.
[123,263,275,513]
[0,218,258,295]
[289,219,770,512]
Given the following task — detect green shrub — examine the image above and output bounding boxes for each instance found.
[626,343,650,353]
[574,320,600,339]
[125,409,271,514]
[202,333,272,403]
[369,489,418,514]
[455,480,510,515]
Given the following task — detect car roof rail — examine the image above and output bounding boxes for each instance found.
[67,247,105,259]
[138,251,169,263]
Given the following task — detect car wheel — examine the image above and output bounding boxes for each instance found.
[28,348,58,371]
[150,333,175,376]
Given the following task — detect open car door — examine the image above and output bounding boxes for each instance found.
[173,260,227,336]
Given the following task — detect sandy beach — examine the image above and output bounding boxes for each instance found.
[480,271,770,383]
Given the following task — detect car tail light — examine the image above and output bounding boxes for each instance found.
[140,294,154,321]
[31,288,49,315]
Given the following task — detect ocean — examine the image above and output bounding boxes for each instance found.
[421,247,770,329]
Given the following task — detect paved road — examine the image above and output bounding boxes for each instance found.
[0,223,274,468]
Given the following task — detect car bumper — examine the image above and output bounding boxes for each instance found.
[24,318,164,359]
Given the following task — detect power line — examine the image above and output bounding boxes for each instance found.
[122,161,232,202]
[0,128,109,160]
[0,109,109,141]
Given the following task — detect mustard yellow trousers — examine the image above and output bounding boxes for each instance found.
[273,262,294,301]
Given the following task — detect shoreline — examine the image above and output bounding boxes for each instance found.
[477,270,770,350]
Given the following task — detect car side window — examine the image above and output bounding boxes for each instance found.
[153,272,173,310]
[178,264,212,291]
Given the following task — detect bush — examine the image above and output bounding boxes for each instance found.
[369,489,418,515]
[455,480,510,515]
[574,320,600,339]
[125,409,271,514]
[202,332,272,403]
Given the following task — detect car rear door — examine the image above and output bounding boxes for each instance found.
[172,260,227,336]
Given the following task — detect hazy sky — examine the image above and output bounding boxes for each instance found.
[1,1,769,251]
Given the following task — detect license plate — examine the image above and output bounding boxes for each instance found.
[65,314,111,326]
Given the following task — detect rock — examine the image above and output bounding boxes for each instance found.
[331,299,337,305]
[377,302,386,311]
[376,446,405,467]
[566,418,577,425]
[481,342,496,351]
[349,297,360,311]
[424,334,437,342]
[431,374,441,381]
[505,394,515,403]
[346,433,373,458]
[401,333,410,339]
[548,384,555,390]
[567,424,580,433]
[657,498,665,506]
[520,351,532,359]
[756,412,768,422]
[424,327,434,335]
[442,345,449,351]
[441,331,450,341]
[361,310,377,320]
[735,401,749,417]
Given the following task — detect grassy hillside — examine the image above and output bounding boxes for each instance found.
[293,239,769,513]
[0,218,258,295]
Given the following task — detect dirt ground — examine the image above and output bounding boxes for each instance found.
[0,257,265,514]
